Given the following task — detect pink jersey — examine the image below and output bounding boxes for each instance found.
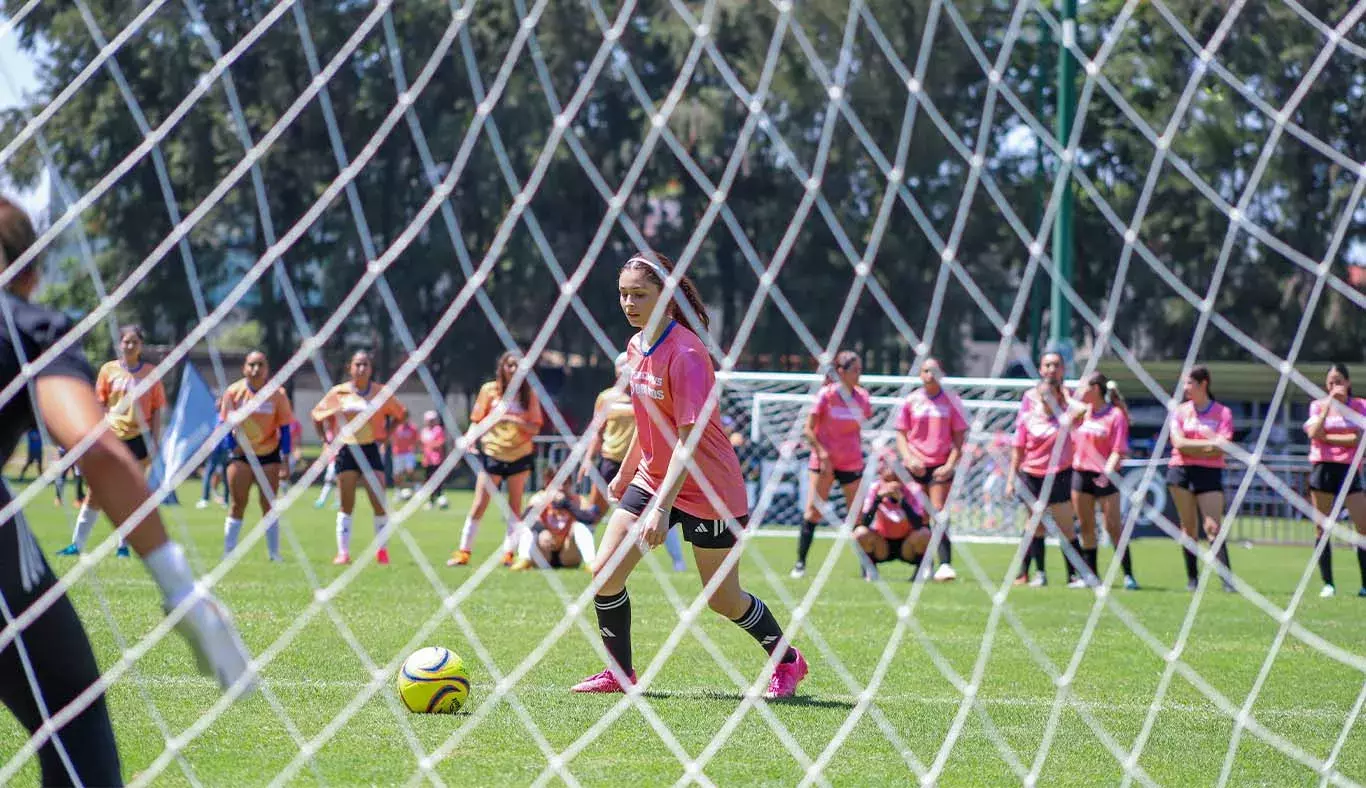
[419,424,447,467]
[391,422,419,455]
[1012,393,1074,476]
[1071,405,1130,473]
[1169,400,1234,469]
[626,322,747,521]
[808,382,872,472]
[894,388,969,466]
[1305,397,1366,465]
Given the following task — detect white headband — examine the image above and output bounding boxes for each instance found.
[626,255,670,284]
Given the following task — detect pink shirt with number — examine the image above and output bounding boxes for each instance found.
[1071,405,1130,473]
[1305,397,1366,465]
[419,424,447,467]
[1169,400,1234,469]
[1012,392,1075,476]
[627,322,747,521]
[808,382,872,473]
[894,388,969,466]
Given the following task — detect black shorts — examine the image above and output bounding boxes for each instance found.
[1166,465,1224,495]
[596,457,623,486]
[1309,462,1365,496]
[123,433,149,462]
[336,443,385,476]
[229,448,282,468]
[832,467,863,486]
[480,453,534,478]
[867,535,924,564]
[1020,470,1074,506]
[0,493,123,786]
[530,524,568,567]
[911,464,947,486]
[1071,469,1119,498]
[619,484,749,549]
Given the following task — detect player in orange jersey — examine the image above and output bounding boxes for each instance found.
[220,351,294,562]
[311,351,407,566]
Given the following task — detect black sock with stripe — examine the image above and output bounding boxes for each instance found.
[732,593,795,664]
[593,590,633,676]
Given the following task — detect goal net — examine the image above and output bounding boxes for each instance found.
[2,0,1365,785]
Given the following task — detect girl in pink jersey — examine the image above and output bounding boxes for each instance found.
[852,464,932,581]
[1167,364,1235,592]
[574,252,808,699]
[1303,364,1366,598]
[1070,372,1138,590]
[1005,351,1086,587]
[791,349,872,580]
[419,410,450,510]
[894,357,969,582]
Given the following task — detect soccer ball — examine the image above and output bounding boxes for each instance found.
[397,646,470,714]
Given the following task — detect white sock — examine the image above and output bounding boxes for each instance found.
[459,516,480,553]
[517,528,535,561]
[664,525,684,570]
[571,523,597,565]
[265,516,281,559]
[223,517,243,554]
[72,506,98,550]
[500,519,519,554]
[374,515,389,547]
[335,513,352,555]
[143,541,194,607]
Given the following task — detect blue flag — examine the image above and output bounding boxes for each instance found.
[148,364,220,505]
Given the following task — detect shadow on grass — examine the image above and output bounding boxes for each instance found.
[641,688,855,709]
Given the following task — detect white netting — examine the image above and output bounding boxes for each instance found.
[1,0,1365,784]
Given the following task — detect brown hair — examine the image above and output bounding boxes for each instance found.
[1086,371,1128,418]
[1329,363,1354,399]
[621,251,709,339]
[1188,363,1215,401]
[495,350,532,410]
[0,195,38,283]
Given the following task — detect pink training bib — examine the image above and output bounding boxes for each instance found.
[1012,392,1075,476]
[808,382,872,473]
[1169,400,1233,469]
[894,388,969,467]
[1306,397,1366,465]
[1071,405,1130,473]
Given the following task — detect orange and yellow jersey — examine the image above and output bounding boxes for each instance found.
[96,361,167,440]
[594,386,635,463]
[311,381,407,445]
[220,378,294,455]
[471,380,543,463]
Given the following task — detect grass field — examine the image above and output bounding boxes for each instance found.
[2,482,1365,786]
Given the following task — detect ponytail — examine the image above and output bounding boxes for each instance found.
[1105,379,1129,419]
[622,251,710,340]
[1189,363,1216,402]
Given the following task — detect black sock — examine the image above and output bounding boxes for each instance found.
[1032,536,1047,573]
[796,520,817,565]
[1084,547,1099,577]
[938,532,952,565]
[1119,543,1134,577]
[593,590,633,675]
[733,593,796,663]
[1183,546,1199,582]
[1065,539,1083,580]
[1318,537,1336,587]
[1358,546,1366,589]
[1215,542,1232,584]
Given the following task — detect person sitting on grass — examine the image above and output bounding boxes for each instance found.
[512,465,599,571]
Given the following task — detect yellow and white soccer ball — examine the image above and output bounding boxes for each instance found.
[397,647,470,714]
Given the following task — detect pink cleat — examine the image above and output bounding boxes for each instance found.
[376,547,390,566]
[571,667,636,693]
[765,648,809,699]
[332,552,351,566]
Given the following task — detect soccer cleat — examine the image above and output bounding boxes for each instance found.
[1358,587,1366,598]
[510,557,534,571]
[1028,571,1047,588]
[170,590,256,694]
[195,499,209,510]
[332,552,351,565]
[54,498,63,508]
[933,563,958,582]
[765,648,809,699]
[789,562,806,580]
[55,543,80,556]
[571,667,636,693]
[312,499,325,510]
[1124,575,1140,591]
[862,565,880,582]
[672,560,687,573]
[446,549,471,567]
[1012,573,1028,586]
[1067,577,1088,589]
[268,553,283,563]
[501,551,516,568]
[1320,584,1336,598]
[376,547,390,566]
[1222,580,1236,594]
[116,545,131,558]
[436,495,450,510]
[1186,578,1199,592]
[423,502,434,511]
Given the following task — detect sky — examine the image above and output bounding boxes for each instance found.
[0,18,49,218]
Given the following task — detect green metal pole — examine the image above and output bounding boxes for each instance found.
[1051,0,1077,367]
[1029,19,1051,362]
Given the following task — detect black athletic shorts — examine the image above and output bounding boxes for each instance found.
[1020,470,1074,506]
[123,433,149,462]
[1310,462,1365,496]
[1071,469,1119,498]
[530,524,568,567]
[619,484,749,549]
[832,467,863,486]
[1166,464,1224,495]
[229,448,282,468]
[336,442,385,476]
[911,464,947,486]
[0,488,123,786]
[596,457,623,487]
[480,453,534,479]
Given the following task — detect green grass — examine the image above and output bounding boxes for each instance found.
[3,483,1365,786]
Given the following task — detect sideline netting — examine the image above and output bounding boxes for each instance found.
[1,0,1365,784]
